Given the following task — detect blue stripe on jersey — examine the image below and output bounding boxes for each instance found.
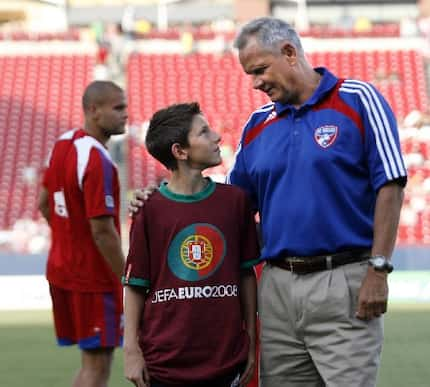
[103,293,116,347]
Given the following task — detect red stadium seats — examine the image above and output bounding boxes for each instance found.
[0,54,95,229]
[0,46,427,247]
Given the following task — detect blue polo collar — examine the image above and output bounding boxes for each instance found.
[274,67,339,115]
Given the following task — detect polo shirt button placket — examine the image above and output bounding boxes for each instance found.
[293,117,300,144]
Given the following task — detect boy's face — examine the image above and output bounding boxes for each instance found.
[185,114,222,169]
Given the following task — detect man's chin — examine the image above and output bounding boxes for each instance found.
[267,92,280,102]
[113,128,126,135]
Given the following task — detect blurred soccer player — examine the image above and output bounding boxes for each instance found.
[38,80,127,387]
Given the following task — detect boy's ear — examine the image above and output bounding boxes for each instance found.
[171,143,188,161]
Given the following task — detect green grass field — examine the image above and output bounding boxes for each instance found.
[1,305,429,387]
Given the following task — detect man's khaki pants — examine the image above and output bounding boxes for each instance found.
[258,261,383,387]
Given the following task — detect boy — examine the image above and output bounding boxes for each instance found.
[123,102,260,387]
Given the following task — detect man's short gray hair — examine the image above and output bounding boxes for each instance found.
[234,17,303,54]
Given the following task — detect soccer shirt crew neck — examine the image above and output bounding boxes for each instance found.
[159,178,216,202]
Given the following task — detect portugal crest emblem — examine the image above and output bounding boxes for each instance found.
[314,125,338,148]
[168,223,226,281]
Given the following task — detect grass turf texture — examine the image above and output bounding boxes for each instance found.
[0,310,129,387]
[0,305,429,386]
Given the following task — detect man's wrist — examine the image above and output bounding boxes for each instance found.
[368,255,393,273]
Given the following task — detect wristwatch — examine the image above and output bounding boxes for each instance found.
[368,255,394,273]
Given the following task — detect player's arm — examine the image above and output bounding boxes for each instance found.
[356,182,404,321]
[38,186,50,223]
[123,286,150,387]
[239,267,257,387]
[89,215,125,279]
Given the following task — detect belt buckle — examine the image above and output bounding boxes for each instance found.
[287,257,305,273]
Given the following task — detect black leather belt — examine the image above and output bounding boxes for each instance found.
[268,249,370,274]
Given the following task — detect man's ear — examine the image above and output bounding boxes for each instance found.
[171,143,188,161]
[88,103,99,119]
[281,42,297,64]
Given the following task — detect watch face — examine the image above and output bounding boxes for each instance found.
[373,257,385,267]
[369,256,393,273]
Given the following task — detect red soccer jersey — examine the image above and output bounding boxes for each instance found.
[124,180,260,384]
[43,129,121,292]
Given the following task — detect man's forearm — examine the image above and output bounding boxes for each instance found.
[38,187,50,223]
[92,229,125,278]
[371,182,404,258]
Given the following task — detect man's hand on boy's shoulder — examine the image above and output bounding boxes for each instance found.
[128,184,158,216]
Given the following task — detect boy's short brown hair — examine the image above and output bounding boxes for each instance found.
[145,102,201,170]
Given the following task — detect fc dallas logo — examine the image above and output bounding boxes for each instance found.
[314,125,338,148]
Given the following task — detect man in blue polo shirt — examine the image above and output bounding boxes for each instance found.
[227,17,406,387]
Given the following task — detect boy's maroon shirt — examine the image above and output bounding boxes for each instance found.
[124,180,260,384]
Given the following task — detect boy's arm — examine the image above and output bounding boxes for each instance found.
[239,267,257,387]
[124,286,150,387]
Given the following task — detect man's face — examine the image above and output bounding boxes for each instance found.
[95,90,128,136]
[239,37,300,105]
[184,114,222,169]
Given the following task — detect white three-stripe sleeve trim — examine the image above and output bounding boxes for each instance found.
[339,85,405,180]
[344,80,406,176]
[340,86,392,179]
